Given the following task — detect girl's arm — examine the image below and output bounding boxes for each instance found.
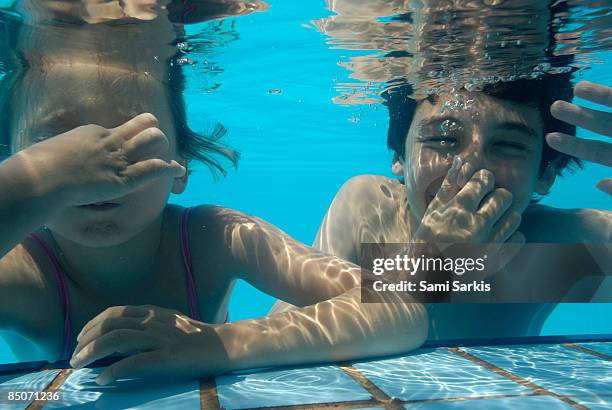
[0,152,67,259]
[69,205,427,385]
[213,207,428,370]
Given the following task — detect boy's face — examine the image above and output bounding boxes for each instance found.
[11,64,187,247]
[396,91,553,224]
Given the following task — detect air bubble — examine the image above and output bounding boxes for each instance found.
[177,58,195,66]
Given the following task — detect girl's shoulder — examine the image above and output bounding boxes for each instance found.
[0,237,63,334]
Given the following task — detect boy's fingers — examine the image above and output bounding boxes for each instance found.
[546,132,612,167]
[491,210,522,243]
[596,178,612,195]
[574,81,612,107]
[123,159,186,186]
[457,161,475,188]
[456,169,495,212]
[550,100,612,137]
[111,113,159,141]
[434,156,463,203]
[476,188,513,227]
[122,127,169,162]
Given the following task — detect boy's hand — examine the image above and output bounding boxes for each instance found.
[414,156,523,245]
[412,156,524,276]
[24,113,185,207]
[547,81,612,195]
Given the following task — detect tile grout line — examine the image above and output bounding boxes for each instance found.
[245,399,390,410]
[447,347,590,410]
[563,343,612,361]
[200,377,222,410]
[26,368,73,410]
[338,364,405,410]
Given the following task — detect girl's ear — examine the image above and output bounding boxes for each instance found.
[535,160,557,195]
[172,159,189,194]
[392,152,405,176]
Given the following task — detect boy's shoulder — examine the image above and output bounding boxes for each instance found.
[333,174,405,209]
[522,204,611,243]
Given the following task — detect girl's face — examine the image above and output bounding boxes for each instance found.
[396,91,555,224]
[11,65,187,247]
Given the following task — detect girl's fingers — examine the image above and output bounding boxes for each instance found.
[122,127,169,163]
[74,317,145,357]
[574,81,612,107]
[550,100,612,137]
[546,132,612,167]
[434,155,463,204]
[111,113,159,141]
[475,188,513,228]
[122,159,186,187]
[596,178,612,195]
[77,306,150,342]
[96,351,162,386]
[70,329,156,369]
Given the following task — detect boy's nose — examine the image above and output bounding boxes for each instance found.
[460,135,487,169]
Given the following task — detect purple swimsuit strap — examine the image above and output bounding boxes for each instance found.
[27,208,226,362]
[179,207,203,321]
[179,207,229,324]
[28,232,73,362]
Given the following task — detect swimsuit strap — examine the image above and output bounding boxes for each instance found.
[179,207,229,323]
[179,207,202,321]
[28,232,73,361]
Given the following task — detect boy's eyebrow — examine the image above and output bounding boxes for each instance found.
[495,121,539,140]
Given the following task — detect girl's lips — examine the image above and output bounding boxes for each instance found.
[78,202,121,210]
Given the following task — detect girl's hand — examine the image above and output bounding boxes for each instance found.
[547,81,612,194]
[46,0,268,24]
[69,305,228,385]
[414,156,523,245]
[25,113,185,207]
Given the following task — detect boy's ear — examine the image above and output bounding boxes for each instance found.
[392,152,405,176]
[535,161,557,195]
[172,159,189,194]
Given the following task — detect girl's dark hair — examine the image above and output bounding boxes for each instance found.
[382,75,581,177]
[165,52,240,177]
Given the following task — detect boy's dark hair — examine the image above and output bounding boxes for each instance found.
[0,15,239,177]
[383,75,581,177]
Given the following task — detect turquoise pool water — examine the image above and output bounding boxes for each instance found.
[0,0,610,365]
